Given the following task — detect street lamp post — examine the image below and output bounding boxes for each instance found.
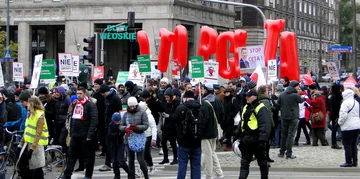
[5,0,10,86]
[100,22,126,65]
[352,0,356,76]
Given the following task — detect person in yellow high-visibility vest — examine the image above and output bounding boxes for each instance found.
[17,96,48,179]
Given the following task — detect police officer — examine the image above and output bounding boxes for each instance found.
[234,90,271,179]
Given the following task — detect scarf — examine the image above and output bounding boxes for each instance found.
[72,96,89,120]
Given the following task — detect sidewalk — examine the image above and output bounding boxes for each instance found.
[164,141,360,173]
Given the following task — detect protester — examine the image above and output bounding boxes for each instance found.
[37,87,56,144]
[271,84,283,148]
[157,77,172,103]
[62,87,98,179]
[294,87,311,146]
[329,84,343,149]
[92,79,107,157]
[173,90,202,179]
[338,88,360,167]
[119,97,149,179]
[277,80,304,159]
[53,86,70,152]
[222,88,240,151]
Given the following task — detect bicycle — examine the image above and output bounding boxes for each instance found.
[1,128,66,179]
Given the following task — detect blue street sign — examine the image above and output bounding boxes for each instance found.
[338,54,342,61]
[328,46,352,53]
[277,56,280,66]
[0,50,13,61]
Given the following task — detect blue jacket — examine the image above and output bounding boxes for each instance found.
[4,102,27,132]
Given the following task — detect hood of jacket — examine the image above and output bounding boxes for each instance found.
[342,89,355,100]
[184,99,201,109]
[285,86,297,94]
[202,93,215,102]
[106,88,116,99]
[257,94,269,101]
[56,86,66,97]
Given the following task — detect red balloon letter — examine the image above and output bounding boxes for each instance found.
[197,26,218,61]
[264,19,285,66]
[137,30,150,55]
[280,31,300,81]
[216,32,239,79]
[158,25,188,72]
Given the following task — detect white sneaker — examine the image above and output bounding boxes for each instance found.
[148,166,156,175]
[159,148,163,155]
[213,176,224,179]
[135,169,143,178]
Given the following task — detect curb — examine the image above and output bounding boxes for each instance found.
[164,165,360,173]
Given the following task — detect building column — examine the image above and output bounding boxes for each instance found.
[18,22,31,76]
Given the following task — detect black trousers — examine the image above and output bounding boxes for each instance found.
[312,128,328,145]
[144,136,154,167]
[161,134,177,161]
[112,142,129,177]
[127,145,149,179]
[294,119,311,142]
[104,120,112,166]
[331,119,340,145]
[239,141,268,179]
[63,136,96,178]
[18,148,45,179]
[225,125,235,147]
[342,130,359,164]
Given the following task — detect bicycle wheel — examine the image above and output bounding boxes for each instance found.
[44,148,66,179]
[5,153,17,179]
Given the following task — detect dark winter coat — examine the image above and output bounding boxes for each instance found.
[223,96,240,127]
[162,98,180,138]
[258,94,274,127]
[157,84,172,103]
[202,94,224,125]
[329,84,343,121]
[43,99,56,124]
[5,99,20,122]
[54,95,70,125]
[172,100,202,148]
[146,96,165,124]
[122,85,143,105]
[70,100,98,139]
[277,86,304,120]
[105,89,122,125]
[91,90,106,127]
[119,105,149,144]
[108,121,124,144]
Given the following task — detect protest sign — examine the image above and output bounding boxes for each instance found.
[128,63,143,85]
[151,61,161,79]
[190,56,204,85]
[58,53,73,76]
[203,60,219,84]
[137,55,151,73]
[238,45,265,69]
[30,54,43,89]
[40,60,56,84]
[343,76,357,89]
[92,66,104,82]
[172,60,181,79]
[12,62,24,82]
[325,60,339,80]
[267,59,277,78]
[116,71,129,85]
[0,64,4,87]
[72,55,80,77]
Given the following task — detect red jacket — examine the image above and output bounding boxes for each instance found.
[306,95,327,128]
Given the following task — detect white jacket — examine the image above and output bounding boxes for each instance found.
[139,102,157,140]
[338,89,360,131]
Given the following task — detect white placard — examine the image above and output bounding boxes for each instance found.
[0,64,4,87]
[30,54,43,89]
[72,55,80,77]
[58,53,73,76]
[238,45,265,69]
[326,60,340,80]
[203,60,219,84]
[267,59,277,78]
[13,62,24,82]
[150,61,161,80]
[128,63,143,85]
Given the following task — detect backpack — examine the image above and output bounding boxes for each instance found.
[182,107,204,139]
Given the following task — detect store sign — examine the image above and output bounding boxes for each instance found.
[99,25,136,40]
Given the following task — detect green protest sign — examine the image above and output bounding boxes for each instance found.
[40,59,56,84]
[116,71,129,85]
[191,56,204,79]
[137,55,151,73]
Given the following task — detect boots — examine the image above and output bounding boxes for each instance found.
[331,144,342,149]
[294,140,299,146]
[303,141,311,145]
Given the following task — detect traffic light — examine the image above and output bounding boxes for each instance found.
[127,12,135,28]
[83,35,96,62]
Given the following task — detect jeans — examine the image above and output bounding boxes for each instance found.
[279,119,298,157]
[239,141,268,179]
[177,146,201,179]
[341,130,359,164]
[0,144,4,179]
[274,117,281,147]
[201,139,223,179]
[127,145,149,179]
[63,137,96,178]
[144,136,153,167]
[112,142,129,177]
[294,119,310,143]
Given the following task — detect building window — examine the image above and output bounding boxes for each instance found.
[299,1,302,12]
[235,11,241,21]
[309,4,312,15]
[304,2,307,13]
[304,22,307,32]
[313,6,316,16]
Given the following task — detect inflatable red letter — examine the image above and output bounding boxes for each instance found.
[216,32,239,79]
[158,25,188,72]
[197,26,218,61]
[280,31,300,81]
[137,30,150,55]
[264,19,285,66]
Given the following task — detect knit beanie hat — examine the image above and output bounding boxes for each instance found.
[0,89,8,97]
[94,78,103,85]
[111,112,122,122]
[141,90,151,99]
[183,91,195,98]
[127,97,138,106]
[247,81,257,89]
[164,88,174,97]
[99,84,110,93]
[14,90,21,97]
[38,87,49,95]
[19,91,31,101]
[56,86,66,96]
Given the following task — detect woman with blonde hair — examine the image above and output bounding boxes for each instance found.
[17,96,48,178]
